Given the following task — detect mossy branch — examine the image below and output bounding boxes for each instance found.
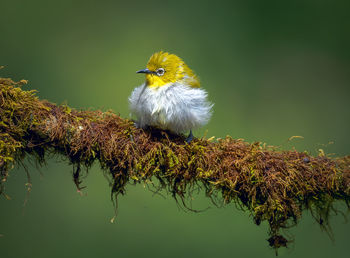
[1,77,349,251]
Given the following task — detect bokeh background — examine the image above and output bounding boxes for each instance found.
[1,0,350,257]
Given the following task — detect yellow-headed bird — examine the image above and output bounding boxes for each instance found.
[129,51,213,142]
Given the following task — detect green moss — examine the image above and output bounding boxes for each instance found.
[1,77,350,252]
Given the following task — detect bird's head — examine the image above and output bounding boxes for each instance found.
[137,51,200,88]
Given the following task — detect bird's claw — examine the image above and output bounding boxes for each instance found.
[185,130,194,143]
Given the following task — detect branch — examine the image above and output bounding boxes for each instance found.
[1,77,349,251]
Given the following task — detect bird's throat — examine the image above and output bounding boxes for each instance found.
[146,75,170,88]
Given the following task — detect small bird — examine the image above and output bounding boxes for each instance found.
[129,51,213,142]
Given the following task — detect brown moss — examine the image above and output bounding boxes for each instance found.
[1,77,350,251]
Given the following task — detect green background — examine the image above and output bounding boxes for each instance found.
[1,0,349,257]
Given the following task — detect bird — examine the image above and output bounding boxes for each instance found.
[129,51,213,143]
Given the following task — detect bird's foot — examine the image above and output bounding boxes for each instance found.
[185,130,194,143]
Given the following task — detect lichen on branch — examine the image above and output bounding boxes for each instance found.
[0,77,349,251]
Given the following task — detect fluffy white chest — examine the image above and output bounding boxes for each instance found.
[129,83,212,133]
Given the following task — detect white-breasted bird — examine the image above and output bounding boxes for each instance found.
[129,51,213,142]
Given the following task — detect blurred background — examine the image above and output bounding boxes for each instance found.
[1,0,349,257]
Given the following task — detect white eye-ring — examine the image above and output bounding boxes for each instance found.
[156,68,165,76]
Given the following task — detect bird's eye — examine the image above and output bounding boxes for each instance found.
[156,68,165,76]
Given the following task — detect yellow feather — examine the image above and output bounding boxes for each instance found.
[144,51,200,88]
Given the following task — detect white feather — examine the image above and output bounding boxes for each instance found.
[129,83,213,133]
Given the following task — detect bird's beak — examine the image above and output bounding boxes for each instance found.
[136,68,154,74]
